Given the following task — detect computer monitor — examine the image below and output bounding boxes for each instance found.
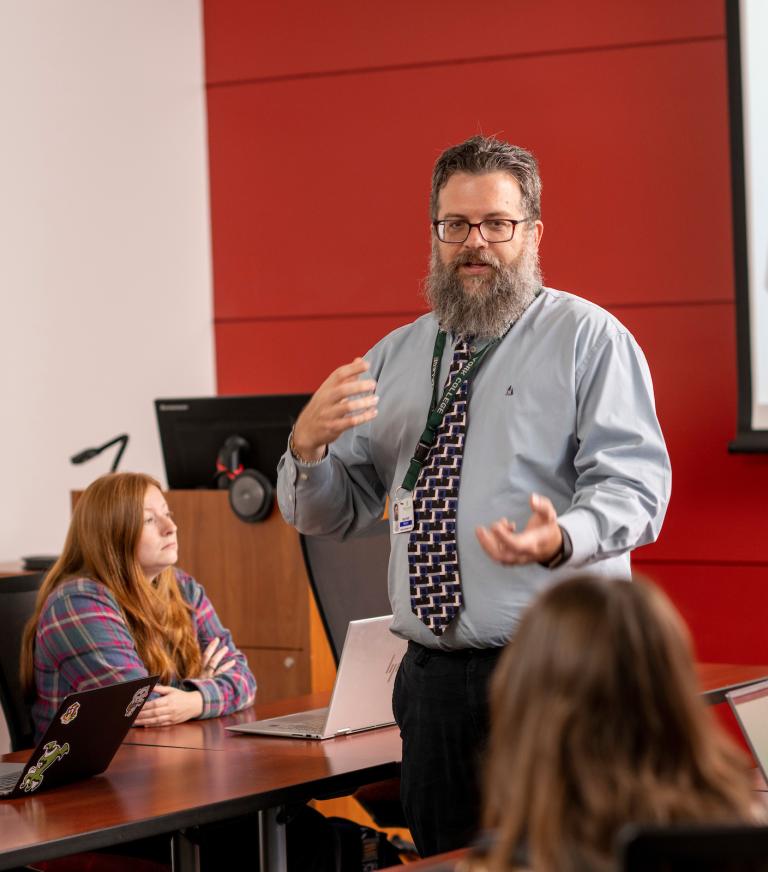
[155,393,310,489]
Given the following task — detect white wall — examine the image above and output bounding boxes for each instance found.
[0,2,215,751]
[0,0,215,557]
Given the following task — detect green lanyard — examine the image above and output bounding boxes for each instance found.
[400,327,509,492]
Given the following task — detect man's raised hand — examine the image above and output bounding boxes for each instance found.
[291,358,378,461]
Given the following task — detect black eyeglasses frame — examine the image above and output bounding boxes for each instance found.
[432,218,531,244]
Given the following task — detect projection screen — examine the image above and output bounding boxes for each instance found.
[728,0,768,450]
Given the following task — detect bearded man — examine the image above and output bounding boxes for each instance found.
[277,136,671,856]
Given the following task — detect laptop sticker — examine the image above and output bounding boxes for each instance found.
[125,685,151,717]
[60,701,80,725]
[20,741,70,793]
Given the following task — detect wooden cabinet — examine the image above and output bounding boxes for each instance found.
[72,489,325,705]
[165,490,312,704]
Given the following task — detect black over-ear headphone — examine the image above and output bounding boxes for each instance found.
[215,435,273,523]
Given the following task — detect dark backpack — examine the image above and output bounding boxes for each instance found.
[286,805,402,872]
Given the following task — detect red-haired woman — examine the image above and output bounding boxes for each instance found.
[22,472,255,740]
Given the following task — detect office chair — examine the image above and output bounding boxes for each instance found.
[300,518,392,665]
[619,822,768,871]
[0,572,45,751]
[300,519,405,828]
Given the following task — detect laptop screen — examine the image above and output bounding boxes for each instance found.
[727,678,768,780]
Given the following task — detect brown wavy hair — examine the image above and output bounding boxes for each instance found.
[479,575,754,872]
[430,136,542,221]
[21,472,202,689]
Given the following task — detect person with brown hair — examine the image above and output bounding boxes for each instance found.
[21,472,256,740]
[475,575,755,872]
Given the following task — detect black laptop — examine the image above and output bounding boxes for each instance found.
[0,674,158,799]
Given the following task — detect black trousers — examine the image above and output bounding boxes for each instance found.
[392,641,503,857]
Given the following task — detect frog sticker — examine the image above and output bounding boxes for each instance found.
[125,685,151,718]
[60,701,80,725]
[19,741,70,793]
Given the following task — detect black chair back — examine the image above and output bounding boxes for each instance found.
[300,520,391,664]
[0,572,45,750]
[619,822,768,871]
[302,520,408,828]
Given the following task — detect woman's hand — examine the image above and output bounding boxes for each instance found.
[133,685,203,727]
[201,637,236,678]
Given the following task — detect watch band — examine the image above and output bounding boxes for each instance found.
[288,429,326,466]
[542,526,573,570]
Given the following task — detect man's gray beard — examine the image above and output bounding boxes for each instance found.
[424,238,542,340]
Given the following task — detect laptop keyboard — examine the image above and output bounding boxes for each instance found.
[0,769,21,792]
[271,708,328,733]
[283,715,325,733]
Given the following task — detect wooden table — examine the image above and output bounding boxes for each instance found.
[124,691,336,750]
[696,662,768,705]
[0,694,401,872]
[3,665,767,872]
[382,848,467,870]
[119,665,768,870]
[121,692,402,870]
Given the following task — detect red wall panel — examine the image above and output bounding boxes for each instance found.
[638,562,768,664]
[204,0,724,84]
[208,40,733,323]
[215,314,417,395]
[217,300,768,566]
[204,2,768,664]
[614,302,768,564]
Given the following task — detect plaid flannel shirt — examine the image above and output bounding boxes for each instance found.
[31,567,256,740]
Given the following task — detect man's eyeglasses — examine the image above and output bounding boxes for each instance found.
[432,218,530,244]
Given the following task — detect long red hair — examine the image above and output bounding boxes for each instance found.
[21,472,202,689]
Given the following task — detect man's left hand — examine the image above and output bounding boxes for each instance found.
[476,493,563,566]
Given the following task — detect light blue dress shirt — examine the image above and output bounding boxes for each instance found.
[278,288,671,650]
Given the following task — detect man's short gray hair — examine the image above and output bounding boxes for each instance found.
[430,136,542,221]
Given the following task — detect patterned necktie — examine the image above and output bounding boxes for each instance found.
[407,339,471,635]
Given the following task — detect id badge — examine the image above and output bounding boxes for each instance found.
[391,494,415,534]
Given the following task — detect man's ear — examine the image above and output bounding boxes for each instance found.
[531,220,544,248]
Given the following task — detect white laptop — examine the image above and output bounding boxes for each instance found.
[227,615,406,740]
[727,678,768,779]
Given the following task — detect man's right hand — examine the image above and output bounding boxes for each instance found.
[291,358,378,462]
